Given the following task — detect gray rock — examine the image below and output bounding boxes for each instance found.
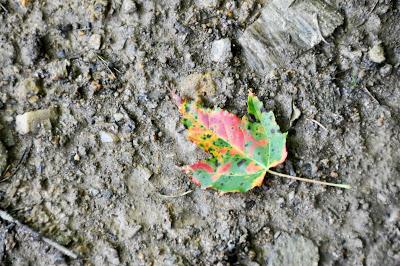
[15,108,58,135]
[121,0,137,14]
[113,113,124,122]
[239,0,343,75]
[195,0,220,8]
[99,131,119,143]
[210,38,232,63]
[263,233,319,266]
[20,34,42,65]
[0,141,7,174]
[379,64,392,77]
[89,34,102,50]
[366,14,381,34]
[47,59,71,80]
[133,165,152,181]
[369,43,385,63]
[287,190,295,201]
[94,241,121,265]
[0,42,15,65]
[17,78,43,100]
[126,165,153,192]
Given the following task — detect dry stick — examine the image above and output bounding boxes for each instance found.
[147,179,193,198]
[0,142,32,183]
[363,87,379,103]
[356,0,379,27]
[267,170,351,189]
[157,190,193,198]
[0,3,8,13]
[97,54,120,79]
[142,174,192,198]
[306,118,328,131]
[0,210,78,259]
[288,0,297,8]
[315,13,328,44]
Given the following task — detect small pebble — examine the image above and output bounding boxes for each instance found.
[99,131,119,143]
[89,34,102,50]
[196,0,220,8]
[388,208,399,223]
[210,38,232,63]
[113,113,124,122]
[73,153,80,161]
[15,108,58,135]
[48,59,70,80]
[121,0,137,14]
[358,70,366,80]
[288,191,295,201]
[377,193,387,203]
[56,50,66,58]
[18,78,43,100]
[28,95,39,104]
[379,64,392,77]
[277,197,285,205]
[330,171,339,178]
[368,43,385,63]
[352,238,364,249]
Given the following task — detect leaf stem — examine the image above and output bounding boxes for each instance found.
[267,170,351,189]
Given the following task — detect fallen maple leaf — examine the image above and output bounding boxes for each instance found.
[177,92,350,192]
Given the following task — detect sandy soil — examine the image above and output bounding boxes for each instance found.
[0,0,399,265]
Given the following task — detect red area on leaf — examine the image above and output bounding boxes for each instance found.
[190,161,214,173]
[197,109,245,150]
[248,139,268,156]
[191,176,201,186]
[246,161,263,173]
[211,162,232,181]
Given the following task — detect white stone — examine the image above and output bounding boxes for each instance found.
[379,64,392,77]
[99,131,119,143]
[195,0,220,8]
[89,34,102,50]
[210,38,232,63]
[48,59,71,80]
[113,113,124,122]
[134,165,152,181]
[15,108,57,135]
[369,43,385,63]
[239,0,344,75]
[122,0,137,14]
[288,191,295,201]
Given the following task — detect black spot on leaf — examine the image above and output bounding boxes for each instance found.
[248,114,256,123]
[237,159,247,167]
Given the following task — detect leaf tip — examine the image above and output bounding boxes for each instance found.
[171,91,182,106]
[191,176,201,186]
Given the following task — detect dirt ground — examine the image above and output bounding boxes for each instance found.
[0,0,399,265]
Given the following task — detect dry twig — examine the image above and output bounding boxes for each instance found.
[362,87,379,103]
[315,13,328,44]
[356,0,379,27]
[96,54,121,79]
[1,142,32,183]
[0,3,8,13]
[306,118,328,131]
[0,210,78,259]
[157,190,193,198]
